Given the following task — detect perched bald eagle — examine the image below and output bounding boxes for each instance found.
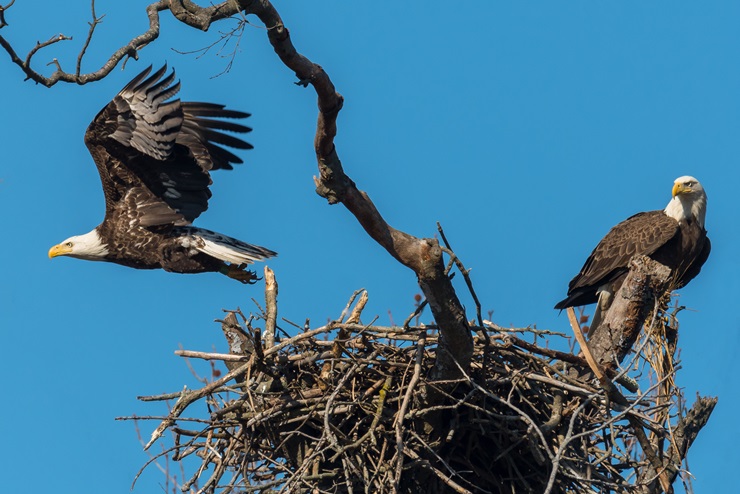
[555,176,710,330]
[48,65,276,283]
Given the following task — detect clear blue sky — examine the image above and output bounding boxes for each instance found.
[1,2,738,492]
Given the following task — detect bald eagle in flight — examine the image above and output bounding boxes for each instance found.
[48,65,276,283]
[555,176,710,331]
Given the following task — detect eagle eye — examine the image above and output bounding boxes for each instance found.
[66,242,73,248]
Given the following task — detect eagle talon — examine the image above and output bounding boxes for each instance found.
[222,264,259,284]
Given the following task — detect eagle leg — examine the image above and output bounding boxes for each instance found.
[587,287,614,338]
[220,264,259,284]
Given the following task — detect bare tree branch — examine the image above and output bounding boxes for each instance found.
[76,0,105,76]
[0,0,168,85]
[638,394,718,493]
[169,1,475,378]
[0,0,15,29]
[588,256,672,370]
[263,266,278,350]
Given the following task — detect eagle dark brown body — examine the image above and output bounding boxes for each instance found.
[49,65,276,283]
[555,177,710,311]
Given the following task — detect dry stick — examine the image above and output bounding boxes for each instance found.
[500,332,645,394]
[130,435,202,490]
[174,350,248,362]
[566,307,605,381]
[504,334,585,366]
[143,354,255,450]
[346,290,369,325]
[219,311,255,389]
[393,331,426,491]
[76,0,104,75]
[338,289,365,323]
[485,320,567,337]
[263,266,278,350]
[320,291,369,389]
[403,299,428,329]
[437,222,484,330]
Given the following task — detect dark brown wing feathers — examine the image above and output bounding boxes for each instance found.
[555,211,680,309]
[84,64,252,226]
[180,102,253,171]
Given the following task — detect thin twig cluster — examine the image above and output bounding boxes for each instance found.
[127,282,705,494]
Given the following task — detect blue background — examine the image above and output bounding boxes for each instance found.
[1,2,738,492]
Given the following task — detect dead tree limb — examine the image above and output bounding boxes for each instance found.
[263,266,278,350]
[198,1,474,379]
[0,0,168,85]
[636,394,718,494]
[588,256,672,371]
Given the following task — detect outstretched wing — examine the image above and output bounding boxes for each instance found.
[555,210,679,308]
[84,64,252,227]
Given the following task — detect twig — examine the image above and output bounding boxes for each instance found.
[403,298,427,329]
[394,330,426,489]
[76,0,105,75]
[437,222,484,329]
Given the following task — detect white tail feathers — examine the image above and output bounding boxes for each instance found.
[179,227,276,264]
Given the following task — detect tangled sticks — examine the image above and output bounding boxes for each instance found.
[127,266,715,494]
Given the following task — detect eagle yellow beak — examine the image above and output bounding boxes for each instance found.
[672,182,687,198]
[48,243,72,259]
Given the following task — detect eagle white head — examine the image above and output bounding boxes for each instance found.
[49,229,110,261]
[664,176,707,228]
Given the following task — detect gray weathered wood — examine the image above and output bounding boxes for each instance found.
[588,256,672,370]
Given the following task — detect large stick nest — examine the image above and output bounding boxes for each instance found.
[129,286,711,494]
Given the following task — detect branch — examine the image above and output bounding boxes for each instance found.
[639,394,718,493]
[588,256,672,370]
[263,266,278,350]
[239,1,474,378]
[394,331,426,487]
[76,0,105,76]
[0,0,168,86]
[0,0,15,29]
